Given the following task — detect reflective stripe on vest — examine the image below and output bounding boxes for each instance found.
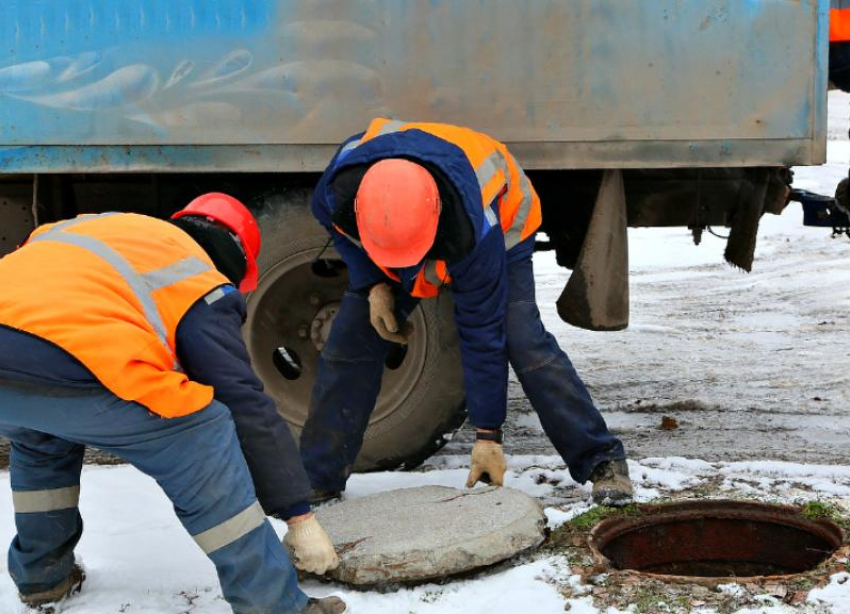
[29,214,213,371]
[0,213,228,417]
[832,1,850,42]
[422,260,450,289]
[192,500,266,554]
[13,485,80,514]
[371,259,451,299]
[496,149,536,249]
[339,119,541,298]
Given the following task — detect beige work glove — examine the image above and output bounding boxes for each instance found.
[283,514,339,575]
[368,282,414,344]
[465,440,507,488]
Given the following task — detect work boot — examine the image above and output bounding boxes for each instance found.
[20,564,85,612]
[301,596,347,614]
[590,459,634,507]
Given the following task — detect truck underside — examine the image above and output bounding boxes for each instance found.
[0,167,791,470]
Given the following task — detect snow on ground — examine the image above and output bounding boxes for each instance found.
[4,457,850,614]
[809,573,850,613]
[450,91,850,468]
[2,93,850,614]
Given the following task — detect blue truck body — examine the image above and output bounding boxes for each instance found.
[0,0,835,474]
[0,0,829,172]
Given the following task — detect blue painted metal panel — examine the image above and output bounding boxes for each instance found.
[0,1,272,64]
[0,1,828,171]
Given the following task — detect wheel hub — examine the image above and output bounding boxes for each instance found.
[246,249,429,429]
[310,302,340,352]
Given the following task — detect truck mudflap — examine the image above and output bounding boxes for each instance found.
[553,167,793,331]
[557,170,630,332]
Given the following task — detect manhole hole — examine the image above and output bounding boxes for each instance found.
[590,500,844,580]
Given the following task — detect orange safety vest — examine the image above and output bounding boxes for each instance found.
[340,119,542,298]
[832,1,850,42]
[0,213,230,417]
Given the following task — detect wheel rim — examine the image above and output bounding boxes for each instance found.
[246,247,430,429]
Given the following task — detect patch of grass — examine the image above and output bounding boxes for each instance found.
[794,576,816,590]
[634,594,667,613]
[547,504,642,551]
[801,500,850,533]
[632,589,692,614]
[569,504,642,531]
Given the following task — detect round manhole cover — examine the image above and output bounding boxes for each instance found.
[590,500,844,580]
[313,486,547,586]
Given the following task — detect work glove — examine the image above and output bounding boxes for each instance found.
[368,282,414,344]
[283,514,340,575]
[465,440,507,488]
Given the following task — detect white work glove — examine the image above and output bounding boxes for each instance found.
[283,514,339,575]
[368,282,414,344]
[465,440,507,488]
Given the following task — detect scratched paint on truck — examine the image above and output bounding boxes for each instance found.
[0,0,827,171]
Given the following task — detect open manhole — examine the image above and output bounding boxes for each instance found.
[590,500,844,580]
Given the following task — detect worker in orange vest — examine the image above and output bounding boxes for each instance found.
[302,120,633,507]
[0,195,344,614]
[831,2,850,211]
[832,0,850,49]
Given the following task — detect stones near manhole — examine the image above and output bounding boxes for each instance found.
[590,500,844,581]
[315,486,547,586]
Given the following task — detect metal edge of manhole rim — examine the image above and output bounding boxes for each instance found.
[586,499,848,586]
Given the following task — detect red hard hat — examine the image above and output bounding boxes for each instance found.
[355,159,441,268]
[172,192,261,293]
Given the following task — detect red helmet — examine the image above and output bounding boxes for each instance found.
[172,193,261,292]
[355,159,441,268]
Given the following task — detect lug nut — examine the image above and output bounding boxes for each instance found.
[297,325,309,339]
[309,294,321,306]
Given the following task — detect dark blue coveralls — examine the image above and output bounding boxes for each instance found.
[301,128,626,493]
[0,283,312,614]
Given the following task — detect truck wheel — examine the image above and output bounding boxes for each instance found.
[244,188,467,471]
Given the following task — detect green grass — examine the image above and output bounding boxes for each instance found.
[568,504,642,531]
[632,590,692,614]
[801,500,850,533]
[547,504,642,551]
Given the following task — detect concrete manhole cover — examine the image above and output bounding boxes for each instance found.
[315,486,547,586]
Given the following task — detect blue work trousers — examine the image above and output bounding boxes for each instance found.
[300,252,625,491]
[0,383,308,614]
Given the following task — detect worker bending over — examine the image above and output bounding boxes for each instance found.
[831,1,850,211]
[0,195,343,614]
[301,119,633,506]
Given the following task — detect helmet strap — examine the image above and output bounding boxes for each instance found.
[170,217,247,287]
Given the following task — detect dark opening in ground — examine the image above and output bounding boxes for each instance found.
[592,501,843,578]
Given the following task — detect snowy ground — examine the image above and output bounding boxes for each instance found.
[4,458,850,614]
[440,92,850,466]
[2,96,850,614]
